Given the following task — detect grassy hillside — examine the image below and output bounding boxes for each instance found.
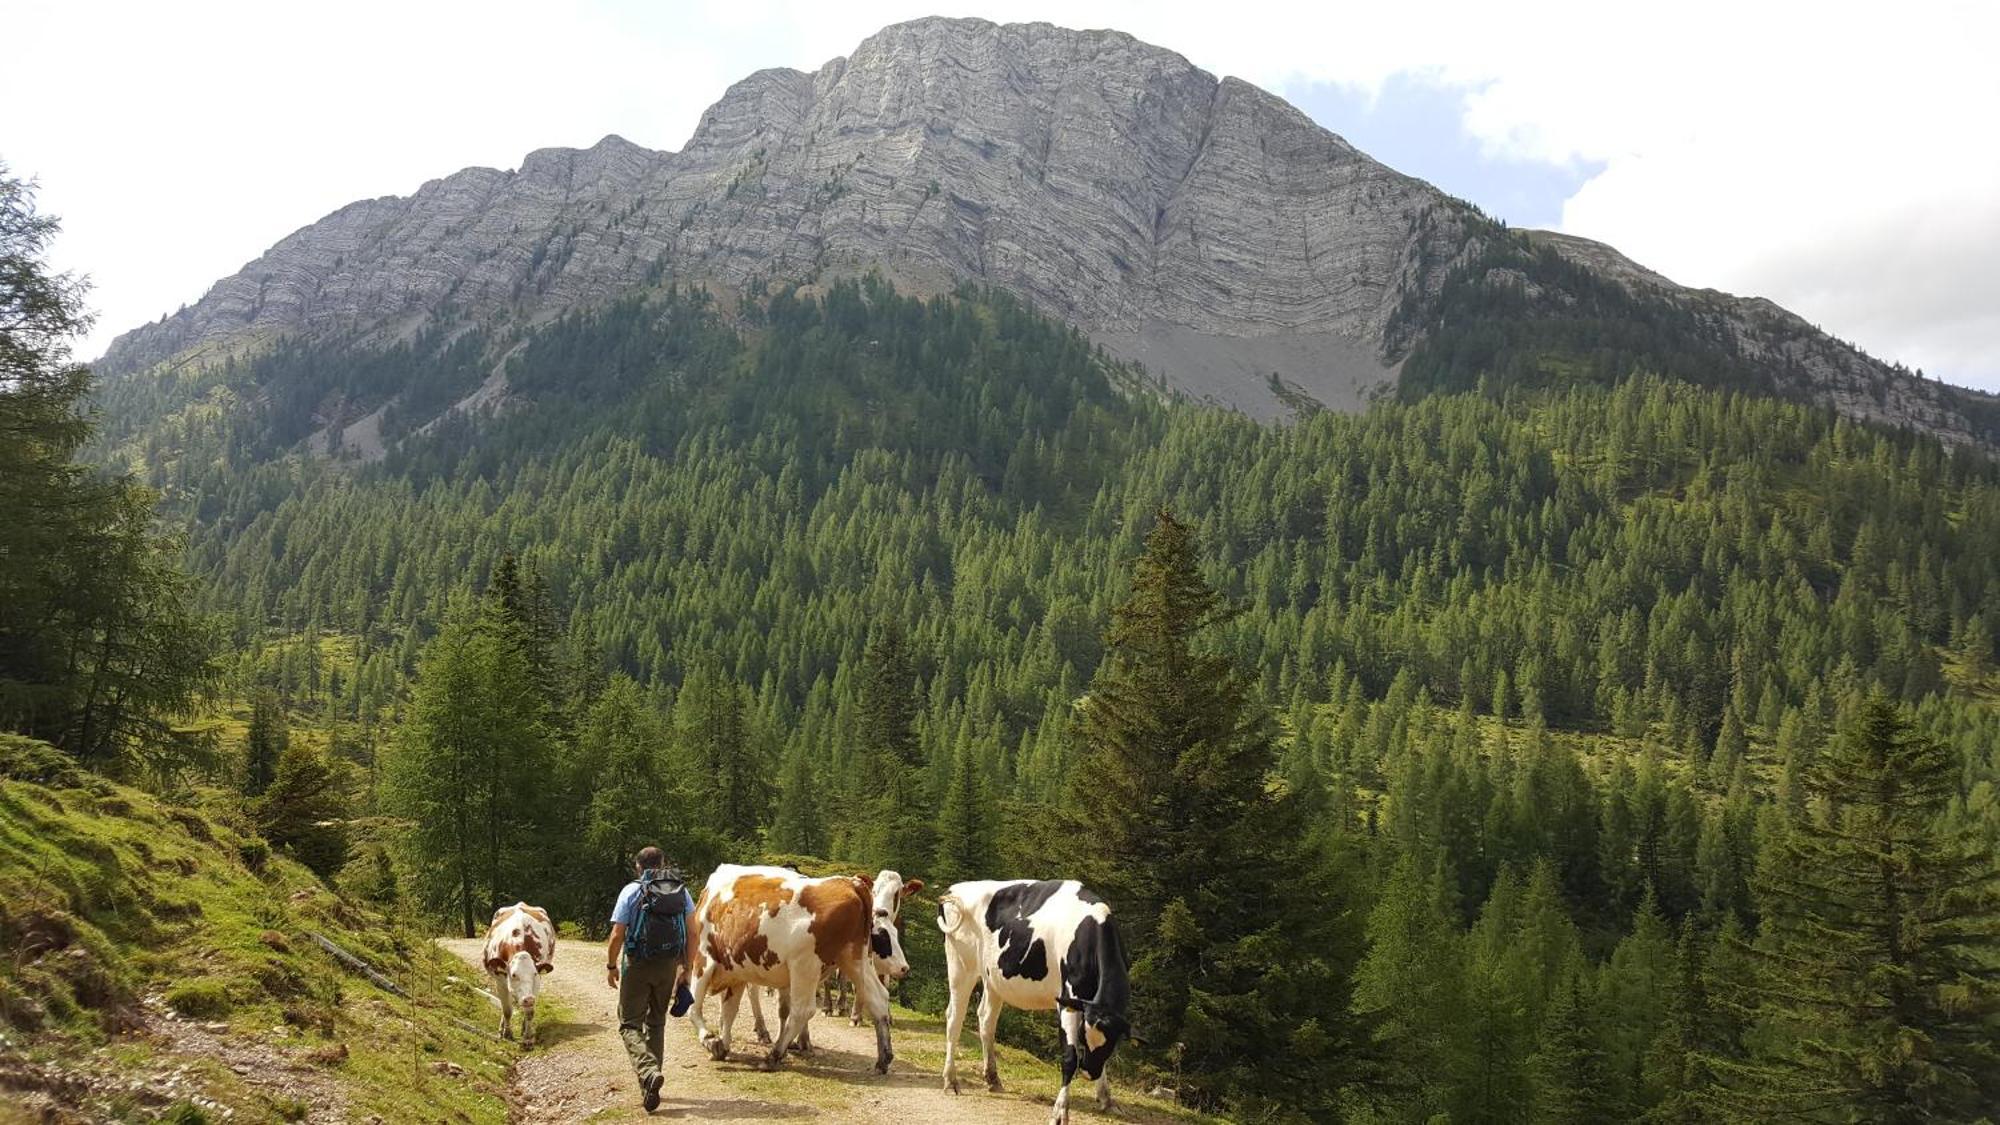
[0,736,513,1123]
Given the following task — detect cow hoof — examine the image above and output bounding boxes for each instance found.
[947,1078,960,1095]
[987,1078,1005,1094]
[754,1029,772,1045]
[704,1037,729,1062]
[874,1052,892,1075]
[761,1053,786,1072]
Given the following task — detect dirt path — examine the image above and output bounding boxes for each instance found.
[439,940,1201,1124]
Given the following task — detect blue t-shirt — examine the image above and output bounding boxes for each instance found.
[612,877,694,927]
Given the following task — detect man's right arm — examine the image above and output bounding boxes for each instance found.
[606,922,626,989]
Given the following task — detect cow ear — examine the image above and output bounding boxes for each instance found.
[902,879,924,897]
[484,958,505,973]
[537,963,553,974]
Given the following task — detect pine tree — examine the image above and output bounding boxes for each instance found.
[243,689,288,796]
[1711,692,2000,1120]
[1353,854,1464,1119]
[1529,973,1612,1124]
[384,602,551,936]
[932,737,993,885]
[853,625,931,870]
[1060,509,1291,1105]
[768,736,826,857]
[675,665,767,845]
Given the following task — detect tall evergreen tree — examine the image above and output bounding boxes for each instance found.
[0,165,215,773]
[1061,509,1294,1105]
[242,689,288,796]
[932,737,993,885]
[853,625,931,870]
[768,736,826,857]
[383,602,551,936]
[1711,692,2000,1121]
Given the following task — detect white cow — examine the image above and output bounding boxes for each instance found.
[482,902,556,1046]
[938,880,1130,1125]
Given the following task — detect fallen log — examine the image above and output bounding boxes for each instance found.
[303,930,408,998]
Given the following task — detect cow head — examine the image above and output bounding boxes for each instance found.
[867,911,911,981]
[506,949,542,1009]
[1058,998,1127,1081]
[866,870,921,982]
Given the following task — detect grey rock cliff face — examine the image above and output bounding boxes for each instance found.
[98,17,1994,437]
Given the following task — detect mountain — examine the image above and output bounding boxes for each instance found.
[95,17,2000,441]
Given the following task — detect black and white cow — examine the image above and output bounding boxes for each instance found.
[937,880,1130,1124]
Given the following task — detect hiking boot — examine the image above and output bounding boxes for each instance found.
[642,1073,662,1112]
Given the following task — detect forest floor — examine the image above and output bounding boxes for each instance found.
[439,939,1209,1124]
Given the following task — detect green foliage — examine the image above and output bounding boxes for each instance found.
[243,689,287,796]
[81,274,2000,1120]
[381,598,553,937]
[164,978,232,1018]
[0,166,218,778]
[1709,693,2000,1120]
[254,743,350,880]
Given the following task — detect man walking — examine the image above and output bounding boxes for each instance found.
[607,846,695,1112]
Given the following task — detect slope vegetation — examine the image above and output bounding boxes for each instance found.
[0,736,514,1123]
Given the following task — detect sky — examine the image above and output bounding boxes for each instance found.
[9,0,1996,390]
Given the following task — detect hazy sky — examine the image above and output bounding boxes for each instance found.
[10,0,1996,390]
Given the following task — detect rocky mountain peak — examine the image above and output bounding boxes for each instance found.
[94,18,1998,440]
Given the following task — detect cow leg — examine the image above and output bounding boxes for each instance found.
[687,965,727,1062]
[1095,1073,1115,1114]
[854,959,894,1074]
[977,985,1004,1092]
[941,944,978,1093]
[749,985,772,1044]
[490,971,513,1039]
[778,987,810,1054]
[1050,1006,1085,1125]
[848,975,862,1026]
[716,985,744,1061]
[761,966,813,1070]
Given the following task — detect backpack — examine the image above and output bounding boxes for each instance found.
[625,869,689,962]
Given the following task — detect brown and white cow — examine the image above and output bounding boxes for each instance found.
[482,902,556,1046]
[748,870,924,1047]
[687,864,908,1072]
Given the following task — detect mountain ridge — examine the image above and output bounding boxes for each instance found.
[96,16,1999,440]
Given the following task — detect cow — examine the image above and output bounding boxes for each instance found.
[937,880,1130,1125]
[482,902,556,1046]
[748,870,924,1049]
[686,864,910,1072]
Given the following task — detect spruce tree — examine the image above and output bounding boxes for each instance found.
[854,625,931,870]
[768,736,826,857]
[243,689,287,796]
[1060,509,1292,1106]
[932,737,993,885]
[1712,692,2000,1120]
[1529,973,1612,1124]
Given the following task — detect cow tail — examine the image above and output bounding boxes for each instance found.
[936,895,966,936]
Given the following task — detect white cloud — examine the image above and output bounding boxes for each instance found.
[8,0,1995,388]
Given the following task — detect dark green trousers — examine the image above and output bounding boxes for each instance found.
[618,955,679,1085]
